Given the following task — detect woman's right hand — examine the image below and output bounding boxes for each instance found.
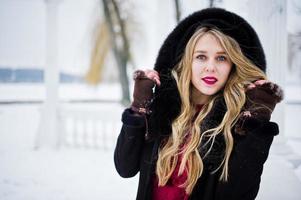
[131,69,161,114]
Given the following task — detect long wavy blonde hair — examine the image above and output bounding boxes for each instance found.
[156,27,267,194]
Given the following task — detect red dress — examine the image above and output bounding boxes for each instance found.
[152,104,203,200]
[152,152,189,200]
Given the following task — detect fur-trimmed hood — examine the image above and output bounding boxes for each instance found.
[149,8,267,137]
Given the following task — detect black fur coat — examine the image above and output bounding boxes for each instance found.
[114,7,283,200]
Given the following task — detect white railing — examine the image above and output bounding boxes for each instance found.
[58,106,122,150]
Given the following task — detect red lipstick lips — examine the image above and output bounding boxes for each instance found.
[202,76,218,85]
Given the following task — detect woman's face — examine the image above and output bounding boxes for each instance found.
[191,33,233,104]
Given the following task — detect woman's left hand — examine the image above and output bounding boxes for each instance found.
[243,80,284,121]
[235,80,283,135]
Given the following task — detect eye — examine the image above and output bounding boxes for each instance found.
[196,54,206,60]
[217,55,227,61]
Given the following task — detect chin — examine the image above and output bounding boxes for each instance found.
[198,89,214,96]
[204,91,218,96]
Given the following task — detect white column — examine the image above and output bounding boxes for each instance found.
[247,0,287,137]
[35,0,61,149]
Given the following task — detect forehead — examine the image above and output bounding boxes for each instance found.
[194,33,224,52]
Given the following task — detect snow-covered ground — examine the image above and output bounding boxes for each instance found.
[0,102,139,200]
[0,147,138,200]
[0,84,301,200]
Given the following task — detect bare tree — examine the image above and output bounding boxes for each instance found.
[208,0,222,8]
[101,0,131,105]
[174,0,181,23]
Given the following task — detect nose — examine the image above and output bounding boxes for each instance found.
[204,59,216,72]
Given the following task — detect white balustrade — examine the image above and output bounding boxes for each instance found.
[58,107,122,150]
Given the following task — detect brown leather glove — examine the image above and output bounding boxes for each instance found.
[131,70,156,114]
[235,81,284,135]
[243,81,283,121]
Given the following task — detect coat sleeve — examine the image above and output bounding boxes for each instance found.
[215,118,279,200]
[114,108,146,178]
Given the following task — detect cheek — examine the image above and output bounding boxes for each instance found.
[191,64,200,82]
[219,65,232,82]
[191,65,200,87]
[192,61,203,75]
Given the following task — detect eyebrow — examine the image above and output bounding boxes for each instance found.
[194,50,227,54]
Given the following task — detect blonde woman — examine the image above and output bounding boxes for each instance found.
[114,8,283,200]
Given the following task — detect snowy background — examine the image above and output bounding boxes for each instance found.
[1,0,301,200]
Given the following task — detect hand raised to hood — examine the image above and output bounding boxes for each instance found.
[243,80,283,121]
[131,69,161,115]
[235,80,284,135]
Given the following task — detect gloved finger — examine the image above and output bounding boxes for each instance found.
[145,70,161,86]
[245,79,268,91]
[145,70,159,79]
[246,83,256,91]
[153,76,161,86]
[145,69,159,77]
[254,79,269,86]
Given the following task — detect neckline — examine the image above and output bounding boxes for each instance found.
[195,104,204,112]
